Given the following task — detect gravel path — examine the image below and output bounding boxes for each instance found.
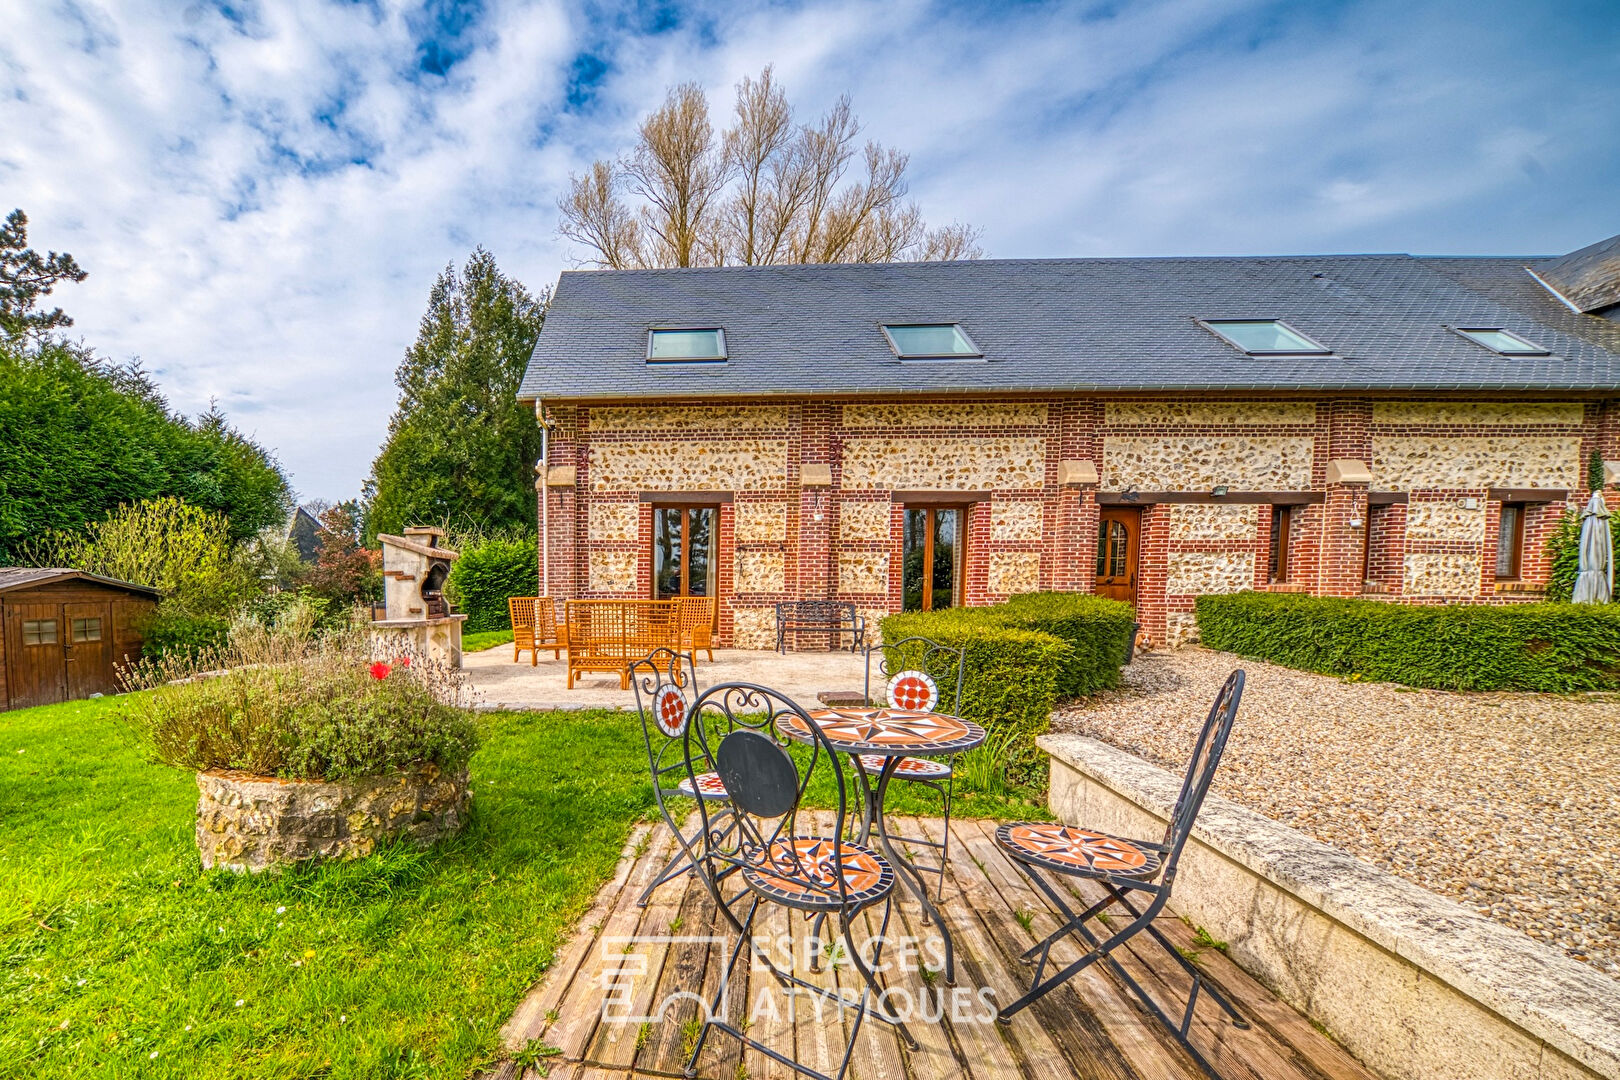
[1052,647,1620,980]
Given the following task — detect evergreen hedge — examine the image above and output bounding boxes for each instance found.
[446,537,538,633]
[1196,592,1620,692]
[879,592,1137,775]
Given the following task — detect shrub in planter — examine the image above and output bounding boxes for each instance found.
[446,535,538,632]
[1196,591,1620,692]
[122,625,480,872]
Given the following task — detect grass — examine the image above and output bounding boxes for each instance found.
[0,696,655,1080]
[461,629,514,653]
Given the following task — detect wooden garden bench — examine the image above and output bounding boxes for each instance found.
[509,597,566,665]
[564,600,683,689]
[774,600,866,653]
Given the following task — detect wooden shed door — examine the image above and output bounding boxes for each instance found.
[7,602,67,708]
[64,601,115,698]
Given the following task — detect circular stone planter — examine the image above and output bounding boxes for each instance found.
[195,763,470,873]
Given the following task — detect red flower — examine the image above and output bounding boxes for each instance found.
[394,656,411,668]
[369,662,392,680]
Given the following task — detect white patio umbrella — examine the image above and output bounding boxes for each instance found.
[1571,492,1613,605]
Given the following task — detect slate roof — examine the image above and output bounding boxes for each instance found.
[1531,233,1620,314]
[0,568,161,597]
[518,254,1620,401]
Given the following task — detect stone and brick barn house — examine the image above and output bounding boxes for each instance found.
[517,236,1620,647]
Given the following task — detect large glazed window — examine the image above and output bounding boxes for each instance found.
[653,506,717,598]
[903,506,964,610]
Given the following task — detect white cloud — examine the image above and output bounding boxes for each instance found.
[3,0,1616,499]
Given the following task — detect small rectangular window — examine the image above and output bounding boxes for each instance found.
[1269,506,1291,583]
[1456,328,1549,357]
[881,323,982,359]
[72,618,103,643]
[1201,319,1330,355]
[647,328,726,362]
[1496,503,1524,579]
[22,619,58,646]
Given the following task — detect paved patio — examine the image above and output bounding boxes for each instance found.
[463,645,868,711]
[487,813,1378,1080]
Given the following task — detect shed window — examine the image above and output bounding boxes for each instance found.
[72,618,103,643]
[1496,503,1524,580]
[1201,320,1330,355]
[881,323,982,359]
[22,619,58,646]
[1455,328,1550,356]
[647,328,726,362]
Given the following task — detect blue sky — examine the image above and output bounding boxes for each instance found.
[5,0,1619,501]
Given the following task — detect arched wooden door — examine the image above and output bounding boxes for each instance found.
[1095,508,1139,606]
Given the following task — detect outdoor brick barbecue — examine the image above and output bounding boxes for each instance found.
[371,526,466,668]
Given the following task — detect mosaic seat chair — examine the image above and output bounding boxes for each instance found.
[994,669,1249,1080]
[681,681,917,1080]
[848,636,966,899]
[630,647,728,907]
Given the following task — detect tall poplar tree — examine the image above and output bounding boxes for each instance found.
[363,249,547,539]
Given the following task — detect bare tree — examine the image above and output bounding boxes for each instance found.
[558,67,983,267]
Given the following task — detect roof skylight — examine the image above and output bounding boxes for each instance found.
[647,328,726,362]
[1201,320,1331,356]
[881,323,982,359]
[1454,328,1550,357]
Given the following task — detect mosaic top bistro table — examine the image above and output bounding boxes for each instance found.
[775,705,986,983]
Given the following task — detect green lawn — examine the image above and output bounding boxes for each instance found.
[0,695,1044,1079]
[0,697,655,1080]
[460,629,513,653]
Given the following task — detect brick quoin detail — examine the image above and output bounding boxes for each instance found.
[531,395,1617,647]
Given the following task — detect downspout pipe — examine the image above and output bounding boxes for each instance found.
[535,400,551,597]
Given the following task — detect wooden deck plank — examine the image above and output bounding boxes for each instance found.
[501,823,653,1051]
[641,880,725,1076]
[551,825,680,1062]
[743,890,800,1080]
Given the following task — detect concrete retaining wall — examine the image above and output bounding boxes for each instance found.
[1039,733,1620,1080]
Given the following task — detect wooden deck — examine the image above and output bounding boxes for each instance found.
[492,814,1376,1080]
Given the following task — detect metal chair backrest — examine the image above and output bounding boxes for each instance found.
[629,647,701,802]
[684,681,860,911]
[865,636,967,715]
[1158,669,1244,885]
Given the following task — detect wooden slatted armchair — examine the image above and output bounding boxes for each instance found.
[509,597,566,665]
[676,596,716,662]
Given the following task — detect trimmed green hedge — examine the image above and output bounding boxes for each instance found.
[446,536,538,632]
[1196,592,1620,692]
[879,592,1137,776]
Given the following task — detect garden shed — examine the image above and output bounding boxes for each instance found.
[0,568,158,711]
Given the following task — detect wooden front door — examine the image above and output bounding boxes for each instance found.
[6,602,67,709]
[652,505,718,600]
[903,506,965,611]
[64,601,115,698]
[1095,508,1140,606]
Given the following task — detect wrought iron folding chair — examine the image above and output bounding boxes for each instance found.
[994,669,1248,1080]
[629,647,726,908]
[681,681,918,1080]
[847,636,966,901]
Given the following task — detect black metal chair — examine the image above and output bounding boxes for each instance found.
[629,647,730,908]
[681,681,917,1080]
[848,636,966,900]
[993,669,1248,1080]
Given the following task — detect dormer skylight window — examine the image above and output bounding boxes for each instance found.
[647,328,726,362]
[1454,327,1550,357]
[1201,320,1331,356]
[881,323,982,359]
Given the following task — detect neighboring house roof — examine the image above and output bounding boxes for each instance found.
[0,568,161,598]
[287,506,326,564]
[1529,233,1620,315]
[518,253,1620,401]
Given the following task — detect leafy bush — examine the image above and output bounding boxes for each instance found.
[447,535,538,632]
[1196,591,1620,692]
[121,624,479,781]
[880,592,1136,779]
[140,611,232,662]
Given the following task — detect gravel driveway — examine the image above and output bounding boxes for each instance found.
[1052,647,1620,980]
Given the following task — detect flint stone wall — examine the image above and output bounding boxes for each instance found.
[196,764,470,873]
